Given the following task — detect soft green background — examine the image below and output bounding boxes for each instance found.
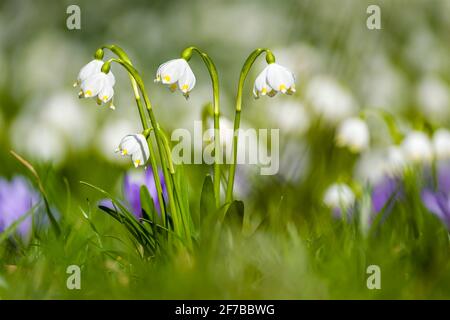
[0,0,449,299]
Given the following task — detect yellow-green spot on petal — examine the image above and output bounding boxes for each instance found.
[279,84,287,93]
[163,75,171,82]
[122,149,128,156]
[181,84,189,92]
[85,90,92,97]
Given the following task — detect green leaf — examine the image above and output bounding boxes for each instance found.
[140,185,158,234]
[200,175,216,225]
[223,200,244,229]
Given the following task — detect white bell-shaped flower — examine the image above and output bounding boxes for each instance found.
[433,129,450,160]
[155,58,196,98]
[116,134,150,168]
[79,70,115,107]
[323,183,355,210]
[336,117,370,152]
[253,63,295,98]
[401,131,433,163]
[75,59,103,87]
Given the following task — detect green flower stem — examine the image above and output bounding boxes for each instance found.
[183,46,221,208]
[144,100,191,247]
[225,48,273,204]
[101,56,169,229]
[103,57,187,244]
[101,45,148,130]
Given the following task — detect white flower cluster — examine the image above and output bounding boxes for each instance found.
[75,59,116,109]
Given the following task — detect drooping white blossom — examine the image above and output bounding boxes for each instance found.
[75,59,103,87]
[76,59,116,108]
[116,134,150,168]
[155,59,196,98]
[253,63,295,98]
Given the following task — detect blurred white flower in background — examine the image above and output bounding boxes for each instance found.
[359,54,407,111]
[278,140,310,184]
[306,76,357,124]
[11,119,65,163]
[432,129,450,160]
[14,33,84,96]
[276,44,324,80]
[355,149,389,185]
[10,92,95,164]
[96,118,135,164]
[266,101,310,136]
[40,93,95,148]
[401,131,433,164]
[323,183,355,210]
[336,117,370,152]
[416,75,450,123]
[385,145,407,176]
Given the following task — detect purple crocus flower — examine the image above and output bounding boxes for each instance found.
[421,164,450,229]
[0,176,39,236]
[372,176,402,214]
[101,168,166,219]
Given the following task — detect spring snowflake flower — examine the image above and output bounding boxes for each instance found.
[253,63,295,98]
[155,59,196,98]
[336,117,370,152]
[76,59,116,108]
[401,131,433,163]
[432,129,450,160]
[323,183,355,216]
[116,134,150,168]
[74,59,103,87]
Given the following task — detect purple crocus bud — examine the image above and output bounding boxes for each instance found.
[371,176,402,214]
[437,162,450,194]
[421,190,450,229]
[0,176,39,237]
[123,168,166,219]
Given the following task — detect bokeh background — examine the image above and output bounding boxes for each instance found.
[0,0,449,299]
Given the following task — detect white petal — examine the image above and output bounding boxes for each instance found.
[130,134,150,167]
[98,85,114,103]
[253,67,273,97]
[80,72,107,98]
[106,71,115,87]
[119,135,141,155]
[157,59,187,84]
[77,60,103,84]
[178,64,196,94]
[266,63,295,94]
